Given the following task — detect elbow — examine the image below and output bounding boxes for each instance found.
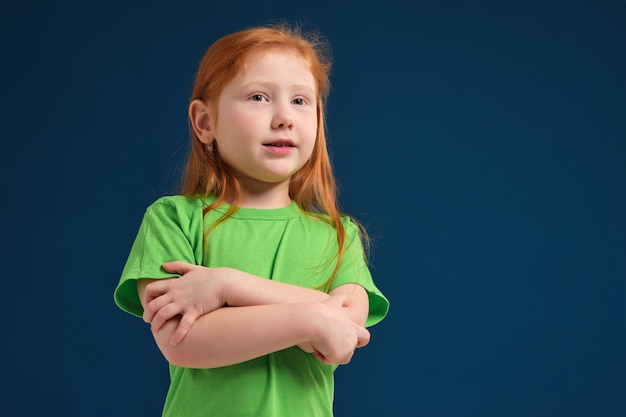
[158,343,223,369]
[157,341,187,367]
[151,319,197,368]
[155,335,208,368]
[152,324,221,369]
[153,330,186,367]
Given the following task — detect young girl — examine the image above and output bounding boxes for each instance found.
[114,24,389,417]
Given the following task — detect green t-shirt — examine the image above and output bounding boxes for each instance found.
[114,195,389,417]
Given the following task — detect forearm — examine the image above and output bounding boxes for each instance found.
[140,264,370,363]
[222,268,330,306]
[154,302,319,369]
[329,283,369,326]
[220,272,369,328]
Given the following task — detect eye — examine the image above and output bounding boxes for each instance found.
[250,94,267,102]
[292,97,305,106]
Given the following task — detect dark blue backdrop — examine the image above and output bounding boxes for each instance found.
[2,1,624,416]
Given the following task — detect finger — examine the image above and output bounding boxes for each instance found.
[339,350,355,365]
[144,279,172,300]
[356,327,371,348]
[170,312,197,346]
[143,293,172,324]
[143,306,155,324]
[151,303,181,333]
[313,350,327,363]
[162,260,195,274]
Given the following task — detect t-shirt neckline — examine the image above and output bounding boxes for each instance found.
[201,196,302,220]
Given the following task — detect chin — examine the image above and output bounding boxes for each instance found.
[262,168,300,182]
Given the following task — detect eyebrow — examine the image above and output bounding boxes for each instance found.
[240,81,316,95]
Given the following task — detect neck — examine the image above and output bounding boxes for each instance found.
[234,177,292,209]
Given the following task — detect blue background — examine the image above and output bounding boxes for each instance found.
[1,1,625,416]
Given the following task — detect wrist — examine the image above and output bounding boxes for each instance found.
[307,301,332,342]
[216,267,237,306]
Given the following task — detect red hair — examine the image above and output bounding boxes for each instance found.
[180,24,363,291]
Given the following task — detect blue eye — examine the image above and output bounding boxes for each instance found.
[250,94,266,102]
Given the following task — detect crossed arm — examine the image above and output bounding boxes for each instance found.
[137,261,370,369]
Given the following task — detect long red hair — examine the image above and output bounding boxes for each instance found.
[180,24,362,291]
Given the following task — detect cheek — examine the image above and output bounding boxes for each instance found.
[300,111,317,136]
[302,134,317,160]
[216,109,258,142]
[305,118,318,149]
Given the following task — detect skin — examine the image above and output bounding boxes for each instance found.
[137,49,370,369]
[191,48,319,208]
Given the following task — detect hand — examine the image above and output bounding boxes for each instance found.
[142,261,230,345]
[304,294,370,365]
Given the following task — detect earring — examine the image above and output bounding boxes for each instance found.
[206,140,216,156]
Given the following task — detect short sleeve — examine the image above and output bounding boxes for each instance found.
[113,196,204,318]
[330,217,390,327]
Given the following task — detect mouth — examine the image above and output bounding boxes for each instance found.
[263,139,295,148]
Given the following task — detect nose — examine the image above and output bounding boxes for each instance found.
[271,102,294,129]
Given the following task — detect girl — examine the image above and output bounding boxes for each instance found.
[114,24,389,417]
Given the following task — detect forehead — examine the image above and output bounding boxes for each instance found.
[243,46,309,66]
[238,48,314,83]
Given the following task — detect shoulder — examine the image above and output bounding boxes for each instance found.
[149,194,204,209]
[147,195,205,215]
[340,215,365,241]
[298,209,362,233]
[144,195,205,230]
[339,214,359,230]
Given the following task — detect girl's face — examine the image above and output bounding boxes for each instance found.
[212,49,318,193]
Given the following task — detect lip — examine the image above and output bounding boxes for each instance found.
[263,139,296,147]
[263,139,296,155]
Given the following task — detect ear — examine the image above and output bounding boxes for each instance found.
[189,99,215,144]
